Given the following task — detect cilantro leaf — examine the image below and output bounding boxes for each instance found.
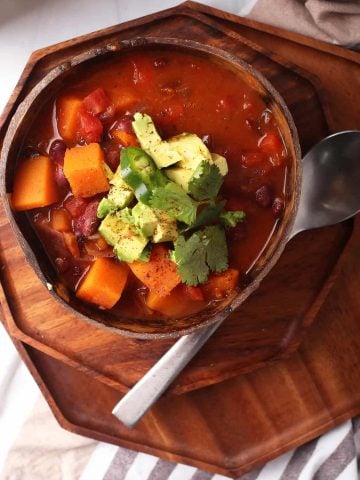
[181,200,227,233]
[195,200,226,228]
[201,225,228,273]
[150,183,198,225]
[173,233,209,286]
[173,225,229,285]
[219,210,246,228]
[188,160,223,201]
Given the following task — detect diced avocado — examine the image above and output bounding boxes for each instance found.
[132,202,178,243]
[132,112,162,150]
[103,163,114,181]
[116,207,134,225]
[152,210,178,243]
[165,166,193,192]
[132,202,158,237]
[97,197,116,219]
[148,141,182,168]
[132,113,182,169]
[107,165,134,209]
[211,153,228,176]
[99,212,148,262]
[168,133,212,169]
[98,212,121,247]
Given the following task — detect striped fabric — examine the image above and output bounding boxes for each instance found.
[1,323,359,480]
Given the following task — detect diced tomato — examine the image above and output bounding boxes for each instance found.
[183,285,205,302]
[78,109,103,143]
[64,195,89,218]
[259,132,283,154]
[83,88,111,116]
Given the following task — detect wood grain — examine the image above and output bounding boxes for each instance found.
[0,4,351,395]
[0,3,359,478]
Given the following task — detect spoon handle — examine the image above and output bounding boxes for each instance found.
[112,319,223,427]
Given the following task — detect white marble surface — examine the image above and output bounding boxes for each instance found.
[0,0,256,114]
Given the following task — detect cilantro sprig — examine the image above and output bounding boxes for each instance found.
[188,160,223,201]
[173,225,228,285]
[150,183,198,225]
[219,210,246,228]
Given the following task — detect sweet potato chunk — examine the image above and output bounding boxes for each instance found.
[76,257,129,309]
[146,284,204,317]
[12,155,60,211]
[56,95,82,142]
[51,208,72,232]
[201,268,239,299]
[63,143,109,198]
[129,244,180,297]
[146,287,187,317]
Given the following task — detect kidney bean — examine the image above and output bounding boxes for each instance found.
[255,185,272,207]
[74,200,100,237]
[114,115,134,134]
[49,139,66,166]
[104,147,120,171]
[64,196,89,218]
[272,197,285,217]
[54,164,70,189]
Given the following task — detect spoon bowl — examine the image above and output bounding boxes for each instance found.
[292,130,360,236]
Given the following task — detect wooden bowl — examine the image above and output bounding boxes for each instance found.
[0,37,301,339]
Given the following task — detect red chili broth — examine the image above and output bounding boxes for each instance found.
[21,48,288,319]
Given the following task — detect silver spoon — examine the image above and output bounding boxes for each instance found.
[112,130,360,428]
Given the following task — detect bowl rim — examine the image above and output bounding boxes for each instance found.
[0,36,302,339]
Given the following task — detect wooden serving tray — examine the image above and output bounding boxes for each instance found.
[1,3,360,478]
[0,2,353,396]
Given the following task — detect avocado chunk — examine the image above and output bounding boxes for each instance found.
[103,163,114,181]
[108,165,135,208]
[97,197,116,219]
[132,112,162,150]
[165,152,228,192]
[99,212,148,263]
[211,153,228,176]
[132,113,182,168]
[132,202,178,243]
[152,211,178,243]
[165,167,193,192]
[132,202,157,237]
[168,133,212,170]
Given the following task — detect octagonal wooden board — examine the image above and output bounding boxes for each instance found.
[0,2,356,396]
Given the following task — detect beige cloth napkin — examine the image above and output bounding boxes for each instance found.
[249,0,360,48]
